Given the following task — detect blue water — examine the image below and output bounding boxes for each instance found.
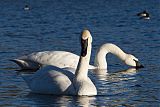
[0,0,160,106]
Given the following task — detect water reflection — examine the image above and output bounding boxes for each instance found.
[26,93,96,107]
[75,96,96,107]
[92,68,137,80]
[26,93,73,106]
[91,68,140,96]
[115,68,138,75]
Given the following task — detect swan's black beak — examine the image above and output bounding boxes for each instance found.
[81,38,88,57]
[134,60,144,69]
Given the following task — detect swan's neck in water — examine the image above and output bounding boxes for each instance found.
[95,43,126,69]
[75,46,91,79]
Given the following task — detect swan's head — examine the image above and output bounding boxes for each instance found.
[81,30,92,57]
[125,54,144,68]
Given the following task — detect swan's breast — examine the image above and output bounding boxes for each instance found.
[74,77,97,96]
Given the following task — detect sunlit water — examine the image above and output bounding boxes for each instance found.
[0,0,160,106]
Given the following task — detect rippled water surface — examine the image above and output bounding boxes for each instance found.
[0,0,160,106]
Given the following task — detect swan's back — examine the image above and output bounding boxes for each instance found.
[12,51,95,70]
[19,51,79,69]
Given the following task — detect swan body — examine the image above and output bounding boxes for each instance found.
[23,65,75,95]
[23,30,97,96]
[11,43,143,74]
[11,51,95,70]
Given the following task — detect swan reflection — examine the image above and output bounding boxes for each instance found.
[91,68,137,80]
[75,96,96,107]
[26,93,96,107]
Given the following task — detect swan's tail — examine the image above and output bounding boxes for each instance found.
[10,59,40,70]
[10,59,27,69]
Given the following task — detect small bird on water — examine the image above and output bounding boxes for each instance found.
[137,10,150,20]
[24,5,30,10]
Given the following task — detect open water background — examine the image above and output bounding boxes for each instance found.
[0,0,160,106]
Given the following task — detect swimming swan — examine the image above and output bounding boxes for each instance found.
[22,30,97,96]
[11,43,143,73]
[11,51,95,70]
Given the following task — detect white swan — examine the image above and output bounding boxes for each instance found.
[22,30,97,96]
[11,43,143,73]
[11,51,95,70]
[94,43,143,71]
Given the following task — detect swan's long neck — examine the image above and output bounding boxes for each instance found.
[94,43,126,70]
[75,43,91,79]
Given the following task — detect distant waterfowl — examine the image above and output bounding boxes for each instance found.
[137,10,150,20]
[137,10,148,17]
[24,5,30,10]
[11,43,143,74]
[140,13,150,20]
[23,30,97,96]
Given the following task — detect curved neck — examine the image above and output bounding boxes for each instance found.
[94,43,126,70]
[75,45,91,79]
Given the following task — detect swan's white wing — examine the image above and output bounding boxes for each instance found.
[23,65,76,95]
[12,51,96,70]
[28,51,79,68]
